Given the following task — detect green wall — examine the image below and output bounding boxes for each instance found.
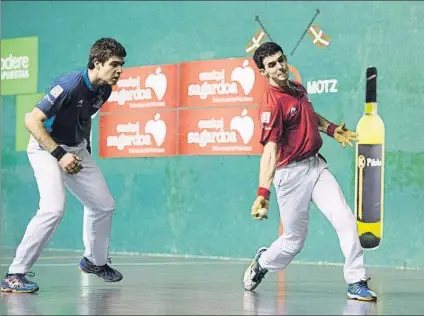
[2,1,423,269]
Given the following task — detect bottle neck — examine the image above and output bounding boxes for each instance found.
[364,102,378,115]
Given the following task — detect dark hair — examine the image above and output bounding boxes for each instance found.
[87,38,127,69]
[253,42,284,70]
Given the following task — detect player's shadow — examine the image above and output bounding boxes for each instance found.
[1,292,39,315]
[243,290,378,315]
[243,291,286,315]
[343,299,379,315]
[78,287,123,315]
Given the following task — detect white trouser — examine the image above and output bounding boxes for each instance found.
[258,155,366,284]
[8,136,115,273]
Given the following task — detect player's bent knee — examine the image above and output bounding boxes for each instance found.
[281,238,306,257]
[37,203,65,214]
[107,198,116,213]
[99,195,115,213]
[88,191,115,212]
[37,209,65,221]
[106,194,115,210]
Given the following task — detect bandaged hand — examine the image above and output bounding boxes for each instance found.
[332,122,359,148]
[251,188,270,220]
[59,153,83,175]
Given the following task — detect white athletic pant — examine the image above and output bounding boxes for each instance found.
[8,136,115,274]
[258,155,366,284]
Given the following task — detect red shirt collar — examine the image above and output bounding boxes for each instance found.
[268,80,304,98]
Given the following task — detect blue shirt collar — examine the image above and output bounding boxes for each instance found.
[83,69,95,91]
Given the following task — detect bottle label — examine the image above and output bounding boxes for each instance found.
[356,144,383,223]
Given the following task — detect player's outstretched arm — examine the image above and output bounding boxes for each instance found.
[250,141,277,220]
[315,112,332,133]
[315,112,358,148]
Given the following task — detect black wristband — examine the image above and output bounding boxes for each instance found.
[51,146,67,161]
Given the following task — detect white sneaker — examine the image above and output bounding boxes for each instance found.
[243,247,268,291]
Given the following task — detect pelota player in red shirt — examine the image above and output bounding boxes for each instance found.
[242,42,377,302]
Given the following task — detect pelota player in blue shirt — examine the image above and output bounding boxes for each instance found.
[2,38,127,293]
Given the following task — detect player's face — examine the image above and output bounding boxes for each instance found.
[97,56,125,86]
[260,52,289,87]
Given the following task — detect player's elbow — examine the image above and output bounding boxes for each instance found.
[24,107,47,131]
[24,113,38,133]
[24,113,36,131]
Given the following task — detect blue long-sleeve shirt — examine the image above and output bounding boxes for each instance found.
[36,69,111,146]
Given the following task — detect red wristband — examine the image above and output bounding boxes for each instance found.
[326,123,338,138]
[257,187,270,200]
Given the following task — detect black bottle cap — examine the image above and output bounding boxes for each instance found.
[366,67,377,103]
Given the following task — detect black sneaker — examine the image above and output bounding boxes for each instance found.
[79,257,123,282]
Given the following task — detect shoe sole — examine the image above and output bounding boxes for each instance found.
[1,286,39,293]
[243,248,268,291]
[79,266,123,283]
[347,293,377,302]
[244,279,262,292]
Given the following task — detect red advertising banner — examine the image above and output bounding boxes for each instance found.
[178,107,263,155]
[99,111,177,158]
[101,64,178,112]
[179,57,268,107]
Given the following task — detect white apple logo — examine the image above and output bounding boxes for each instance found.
[230,60,255,95]
[145,113,167,147]
[230,109,254,144]
[145,67,167,100]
